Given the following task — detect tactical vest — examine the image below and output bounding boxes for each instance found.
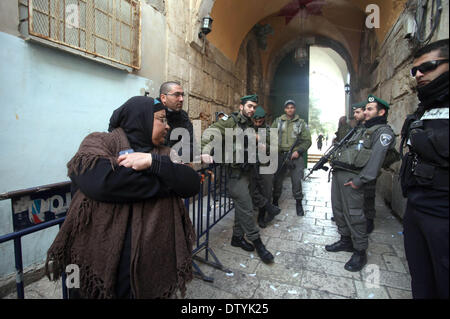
[276,117,303,151]
[228,112,254,169]
[399,107,449,195]
[332,124,393,172]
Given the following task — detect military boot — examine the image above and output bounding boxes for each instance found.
[325,236,354,253]
[344,249,367,272]
[272,197,279,207]
[252,238,274,264]
[264,203,281,223]
[296,200,304,216]
[231,236,254,252]
[257,208,267,228]
[366,219,374,234]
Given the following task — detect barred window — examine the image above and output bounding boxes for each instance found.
[20,0,141,71]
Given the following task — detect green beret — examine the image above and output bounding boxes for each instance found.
[351,101,366,111]
[367,94,389,110]
[253,106,266,119]
[240,94,258,104]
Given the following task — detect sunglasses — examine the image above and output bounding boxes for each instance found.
[410,59,449,77]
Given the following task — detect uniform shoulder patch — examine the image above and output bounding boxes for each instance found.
[380,133,393,147]
[420,107,449,120]
[220,114,229,121]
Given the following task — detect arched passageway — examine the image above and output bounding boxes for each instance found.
[204,0,407,122]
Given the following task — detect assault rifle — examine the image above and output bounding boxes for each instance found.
[275,134,301,178]
[303,127,357,180]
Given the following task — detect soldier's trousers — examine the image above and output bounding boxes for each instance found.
[273,154,305,201]
[331,169,368,251]
[364,179,377,219]
[249,167,274,209]
[227,168,260,241]
[403,200,449,299]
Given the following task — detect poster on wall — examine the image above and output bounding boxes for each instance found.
[3,182,72,232]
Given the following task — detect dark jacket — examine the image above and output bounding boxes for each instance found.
[166,109,195,161]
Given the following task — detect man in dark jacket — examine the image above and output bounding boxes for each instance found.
[159,81,195,162]
[400,39,449,299]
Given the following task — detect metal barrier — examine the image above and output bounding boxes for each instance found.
[188,164,233,282]
[0,164,234,299]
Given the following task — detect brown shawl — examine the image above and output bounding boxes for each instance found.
[45,128,195,298]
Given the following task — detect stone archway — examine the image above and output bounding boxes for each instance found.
[265,35,355,119]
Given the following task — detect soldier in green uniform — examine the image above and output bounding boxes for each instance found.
[271,100,312,216]
[352,102,376,234]
[200,95,274,264]
[326,95,395,272]
[335,116,352,143]
[250,106,280,228]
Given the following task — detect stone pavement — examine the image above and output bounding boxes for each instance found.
[3,165,412,299]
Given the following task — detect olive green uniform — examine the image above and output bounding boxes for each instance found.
[201,111,260,241]
[336,121,352,142]
[271,114,312,201]
[331,123,395,250]
[249,123,273,209]
[335,122,377,220]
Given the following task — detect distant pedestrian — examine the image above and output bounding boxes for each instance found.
[316,133,324,151]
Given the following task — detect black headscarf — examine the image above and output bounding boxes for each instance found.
[108,96,165,152]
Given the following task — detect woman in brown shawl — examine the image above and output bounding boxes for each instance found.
[45,96,200,299]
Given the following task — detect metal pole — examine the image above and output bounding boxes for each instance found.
[59,223,68,299]
[13,237,24,299]
[205,170,212,261]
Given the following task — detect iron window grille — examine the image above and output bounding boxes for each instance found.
[21,0,141,70]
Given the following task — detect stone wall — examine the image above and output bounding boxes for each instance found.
[353,0,449,218]
[164,0,264,129]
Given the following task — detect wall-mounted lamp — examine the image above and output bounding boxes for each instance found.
[344,83,351,94]
[198,15,213,39]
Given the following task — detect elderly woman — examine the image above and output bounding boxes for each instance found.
[46,96,200,299]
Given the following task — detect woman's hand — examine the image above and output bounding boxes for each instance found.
[117,152,152,171]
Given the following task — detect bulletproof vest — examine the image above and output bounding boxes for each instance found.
[333,124,392,172]
[277,118,302,144]
[229,112,254,168]
[399,107,449,194]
